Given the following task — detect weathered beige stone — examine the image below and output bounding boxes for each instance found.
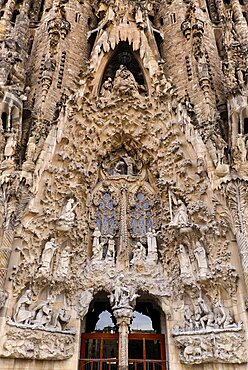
[0,0,248,369]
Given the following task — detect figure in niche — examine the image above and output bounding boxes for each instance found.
[38,238,57,276]
[32,298,53,327]
[57,246,73,279]
[237,134,247,163]
[130,241,146,266]
[106,235,115,262]
[58,198,77,229]
[146,228,159,262]
[178,244,194,279]
[171,200,189,226]
[13,289,33,324]
[25,135,36,162]
[113,65,139,98]
[114,159,128,175]
[107,154,138,176]
[194,241,209,278]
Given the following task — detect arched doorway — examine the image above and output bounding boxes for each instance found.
[79,294,167,370]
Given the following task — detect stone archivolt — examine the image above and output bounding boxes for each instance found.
[0,0,247,367]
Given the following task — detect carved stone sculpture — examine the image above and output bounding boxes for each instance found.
[4,132,17,160]
[171,200,189,226]
[174,332,247,364]
[106,235,115,262]
[50,307,71,331]
[57,198,77,230]
[38,239,57,276]
[109,276,139,310]
[130,241,146,266]
[178,244,194,279]
[31,298,53,327]
[56,246,72,279]
[146,228,158,262]
[78,288,94,319]
[3,328,75,360]
[13,290,33,324]
[194,241,209,278]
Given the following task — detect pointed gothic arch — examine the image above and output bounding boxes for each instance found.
[92,42,151,96]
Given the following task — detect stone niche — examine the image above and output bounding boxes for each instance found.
[1,325,76,360]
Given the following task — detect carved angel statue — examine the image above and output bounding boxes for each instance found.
[57,246,73,278]
[39,238,57,275]
[25,135,36,162]
[194,241,209,278]
[92,227,104,260]
[13,289,33,324]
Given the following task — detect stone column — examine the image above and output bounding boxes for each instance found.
[113,308,133,370]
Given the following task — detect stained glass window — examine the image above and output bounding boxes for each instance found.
[131,192,153,237]
[96,192,117,236]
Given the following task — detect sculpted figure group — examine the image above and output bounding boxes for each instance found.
[38,238,72,279]
[12,290,71,332]
[178,298,241,334]
[92,225,159,266]
[178,241,209,279]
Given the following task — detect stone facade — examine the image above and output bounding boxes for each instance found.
[0,0,248,369]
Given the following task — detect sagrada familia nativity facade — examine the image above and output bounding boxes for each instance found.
[0,0,248,369]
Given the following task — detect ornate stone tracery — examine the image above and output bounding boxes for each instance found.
[0,0,247,368]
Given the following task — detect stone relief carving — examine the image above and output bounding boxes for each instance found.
[10,290,74,334]
[174,332,247,364]
[3,328,75,360]
[173,297,242,334]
